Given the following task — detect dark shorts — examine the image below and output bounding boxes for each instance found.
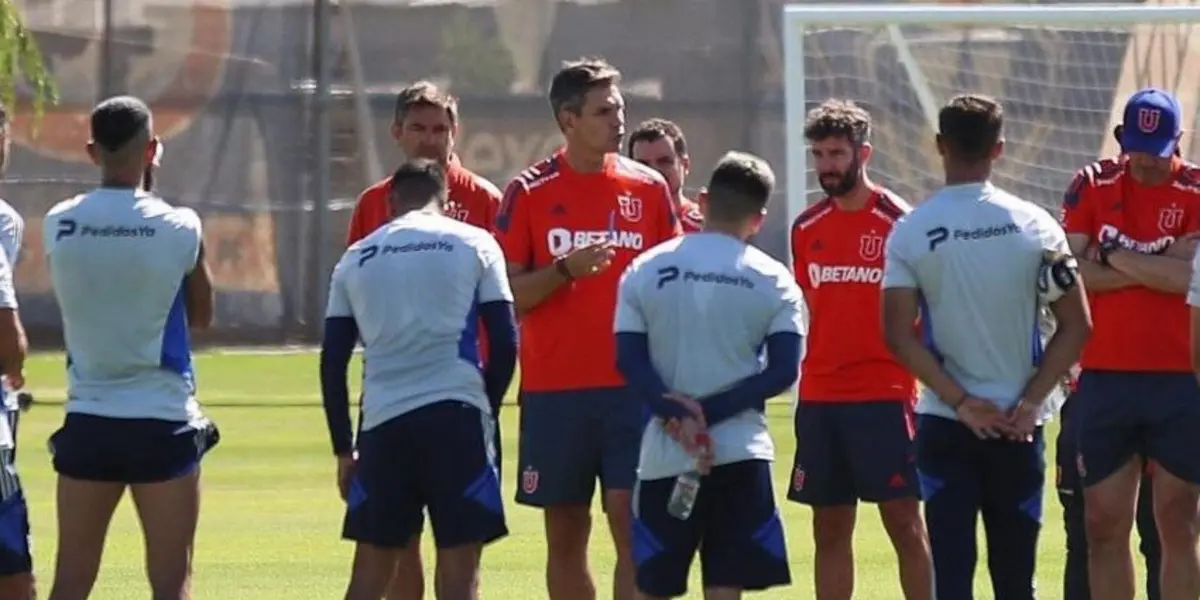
[515,387,642,507]
[632,460,790,598]
[343,401,506,549]
[0,449,30,576]
[1075,370,1200,486]
[788,400,918,506]
[50,413,220,484]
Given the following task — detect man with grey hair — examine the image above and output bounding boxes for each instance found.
[43,95,218,600]
[615,151,800,600]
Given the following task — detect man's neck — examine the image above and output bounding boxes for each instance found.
[944,162,991,186]
[831,179,874,211]
[701,221,749,241]
[100,175,141,189]
[563,144,606,173]
[672,190,688,211]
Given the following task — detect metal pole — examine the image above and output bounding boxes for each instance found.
[100,0,114,99]
[312,0,332,330]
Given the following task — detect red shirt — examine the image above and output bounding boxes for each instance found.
[1062,157,1200,372]
[346,159,501,244]
[678,196,703,233]
[496,151,681,392]
[791,190,916,403]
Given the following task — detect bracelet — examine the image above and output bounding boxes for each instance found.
[948,392,968,411]
[554,257,574,281]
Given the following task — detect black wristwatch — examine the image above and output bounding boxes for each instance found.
[1098,238,1122,266]
[554,257,574,281]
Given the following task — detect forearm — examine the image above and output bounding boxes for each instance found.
[510,265,569,315]
[0,318,26,380]
[615,332,691,421]
[700,332,801,426]
[885,334,965,406]
[1020,323,1089,407]
[479,301,518,414]
[320,317,358,456]
[1077,259,1136,292]
[1108,251,1191,294]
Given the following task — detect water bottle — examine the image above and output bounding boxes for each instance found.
[667,433,711,520]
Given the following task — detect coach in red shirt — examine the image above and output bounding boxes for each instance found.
[343,82,501,600]
[495,58,679,600]
[625,118,703,233]
[1063,88,1200,600]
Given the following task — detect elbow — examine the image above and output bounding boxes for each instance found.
[188,307,213,331]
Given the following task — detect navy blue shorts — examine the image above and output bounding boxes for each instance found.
[343,401,506,549]
[50,413,220,484]
[0,449,30,576]
[632,460,790,598]
[788,400,918,506]
[1075,370,1200,486]
[515,387,642,507]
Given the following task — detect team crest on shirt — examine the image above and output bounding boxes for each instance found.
[522,466,540,494]
[859,232,885,261]
[1139,108,1162,133]
[1159,204,1184,233]
[792,467,806,491]
[443,198,470,223]
[617,193,643,223]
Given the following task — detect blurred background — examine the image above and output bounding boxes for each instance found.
[2,0,1195,344]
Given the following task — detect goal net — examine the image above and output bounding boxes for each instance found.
[782,3,1200,227]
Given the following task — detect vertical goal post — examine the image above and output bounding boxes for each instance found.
[781,2,1200,263]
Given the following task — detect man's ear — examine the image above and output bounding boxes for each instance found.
[1113,125,1124,147]
[86,141,99,166]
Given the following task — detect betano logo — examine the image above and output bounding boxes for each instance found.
[11,0,232,163]
[546,228,643,257]
[807,263,883,289]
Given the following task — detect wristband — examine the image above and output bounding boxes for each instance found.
[554,257,574,281]
[948,392,968,411]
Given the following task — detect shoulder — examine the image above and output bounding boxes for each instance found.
[505,154,564,197]
[679,197,704,231]
[626,236,682,275]
[872,188,912,223]
[791,197,835,233]
[356,177,392,204]
[451,166,503,202]
[1065,156,1124,207]
[1172,161,1200,195]
[746,245,793,282]
[612,155,668,188]
[46,194,87,219]
[0,200,22,227]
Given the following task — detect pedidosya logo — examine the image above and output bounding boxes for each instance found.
[11,0,231,163]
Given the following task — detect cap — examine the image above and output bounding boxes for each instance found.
[1121,88,1182,158]
[91,95,152,152]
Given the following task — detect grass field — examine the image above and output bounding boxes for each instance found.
[11,350,1084,599]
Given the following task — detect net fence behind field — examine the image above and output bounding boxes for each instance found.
[4,0,1191,350]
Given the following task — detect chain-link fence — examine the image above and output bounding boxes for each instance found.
[5,0,1187,345]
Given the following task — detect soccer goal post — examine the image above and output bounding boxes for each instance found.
[781,2,1200,248]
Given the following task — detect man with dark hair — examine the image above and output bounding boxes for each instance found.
[1056,123,1162,600]
[495,57,680,600]
[882,93,1091,599]
[626,118,702,232]
[43,95,219,600]
[344,81,503,600]
[788,99,933,600]
[322,159,517,600]
[615,151,798,599]
[1065,87,1200,600]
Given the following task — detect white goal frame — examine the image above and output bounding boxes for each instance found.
[781,2,1200,259]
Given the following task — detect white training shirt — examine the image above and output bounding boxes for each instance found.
[43,188,203,422]
[325,210,513,432]
[882,182,1069,424]
[0,199,23,415]
[615,232,807,481]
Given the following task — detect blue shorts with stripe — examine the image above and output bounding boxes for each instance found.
[343,400,507,549]
[0,448,31,576]
[49,413,220,484]
[632,459,790,598]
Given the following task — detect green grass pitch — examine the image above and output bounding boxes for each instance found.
[11,350,1096,598]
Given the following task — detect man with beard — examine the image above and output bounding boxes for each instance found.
[787,99,934,600]
[343,82,502,600]
[626,118,703,232]
[495,57,679,600]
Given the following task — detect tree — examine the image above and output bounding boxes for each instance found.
[0,0,56,120]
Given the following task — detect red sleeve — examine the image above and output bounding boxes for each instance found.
[346,191,371,245]
[495,179,534,269]
[655,181,682,243]
[481,181,502,234]
[1060,169,1095,237]
[791,223,810,289]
